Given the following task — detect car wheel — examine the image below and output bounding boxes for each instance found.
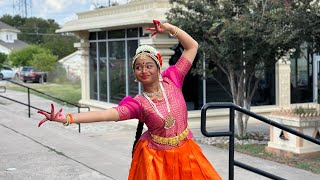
[23,80,27,83]
[0,74,3,80]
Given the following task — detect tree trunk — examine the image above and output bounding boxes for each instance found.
[227,69,259,138]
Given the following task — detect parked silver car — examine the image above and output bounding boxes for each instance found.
[0,65,16,80]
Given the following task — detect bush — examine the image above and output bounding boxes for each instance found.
[293,106,318,115]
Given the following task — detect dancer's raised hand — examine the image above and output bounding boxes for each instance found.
[37,104,66,127]
[145,20,175,36]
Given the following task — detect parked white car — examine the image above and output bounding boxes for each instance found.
[0,65,16,80]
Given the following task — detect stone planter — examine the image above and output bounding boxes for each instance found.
[266,109,320,158]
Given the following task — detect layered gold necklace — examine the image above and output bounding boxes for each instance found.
[143,83,175,129]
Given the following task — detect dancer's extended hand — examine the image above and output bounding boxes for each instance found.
[37,104,66,127]
[145,20,172,36]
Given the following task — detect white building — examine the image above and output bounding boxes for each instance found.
[0,21,28,55]
[58,51,82,81]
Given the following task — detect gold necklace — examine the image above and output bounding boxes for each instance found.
[143,89,161,97]
[143,83,175,129]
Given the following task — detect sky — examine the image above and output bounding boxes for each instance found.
[0,0,129,25]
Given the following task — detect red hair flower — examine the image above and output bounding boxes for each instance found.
[157,53,163,67]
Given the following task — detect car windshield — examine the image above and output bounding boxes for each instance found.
[21,67,33,72]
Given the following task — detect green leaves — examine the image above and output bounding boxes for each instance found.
[7,45,57,71]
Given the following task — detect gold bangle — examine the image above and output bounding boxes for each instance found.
[169,26,179,37]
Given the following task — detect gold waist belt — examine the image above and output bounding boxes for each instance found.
[150,128,189,146]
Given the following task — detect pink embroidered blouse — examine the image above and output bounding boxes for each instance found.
[114,56,193,150]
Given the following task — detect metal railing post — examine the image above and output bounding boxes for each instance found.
[229,107,235,180]
[77,107,81,133]
[28,88,30,118]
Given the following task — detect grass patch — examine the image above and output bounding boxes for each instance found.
[211,143,320,174]
[6,82,81,105]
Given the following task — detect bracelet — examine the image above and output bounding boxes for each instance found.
[63,114,73,126]
[68,114,74,124]
[169,26,179,37]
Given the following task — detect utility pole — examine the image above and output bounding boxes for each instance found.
[13,0,32,18]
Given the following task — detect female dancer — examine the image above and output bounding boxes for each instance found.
[38,20,221,180]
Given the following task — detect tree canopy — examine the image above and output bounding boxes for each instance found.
[8,45,57,72]
[0,53,7,65]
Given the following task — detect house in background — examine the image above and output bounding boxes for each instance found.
[58,51,82,81]
[0,21,28,55]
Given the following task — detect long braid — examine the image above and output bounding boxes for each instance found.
[132,121,144,157]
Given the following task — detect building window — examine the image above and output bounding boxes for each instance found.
[89,42,98,100]
[109,41,126,103]
[108,29,125,39]
[290,49,313,103]
[89,28,144,103]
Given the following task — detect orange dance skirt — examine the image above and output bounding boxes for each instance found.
[128,139,221,180]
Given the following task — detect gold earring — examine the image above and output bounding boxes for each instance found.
[159,74,163,81]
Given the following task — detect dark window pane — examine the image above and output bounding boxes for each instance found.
[290,56,312,103]
[127,28,138,38]
[127,40,139,97]
[108,29,125,39]
[108,41,125,103]
[98,31,107,39]
[98,42,107,102]
[89,32,96,40]
[89,42,98,100]
[139,27,148,37]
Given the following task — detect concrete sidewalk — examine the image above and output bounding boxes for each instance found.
[0,89,319,180]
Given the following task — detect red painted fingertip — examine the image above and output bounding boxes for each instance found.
[38,121,43,127]
[151,31,157,37]
[153,20,160,25]
[38,119,47,127]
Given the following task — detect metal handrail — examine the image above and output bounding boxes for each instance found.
[201,102,320,180]
[0,79,91,133]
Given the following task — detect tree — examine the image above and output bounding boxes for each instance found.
[42,35,77,59]
[167,0,320,137]
[31,52,57,72]
[0,14,26,28]
[0,53,8,65]
[8,45,57,71]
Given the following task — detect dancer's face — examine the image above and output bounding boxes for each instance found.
[134,56,159,84]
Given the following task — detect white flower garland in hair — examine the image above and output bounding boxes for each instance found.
[132,45,163,68]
